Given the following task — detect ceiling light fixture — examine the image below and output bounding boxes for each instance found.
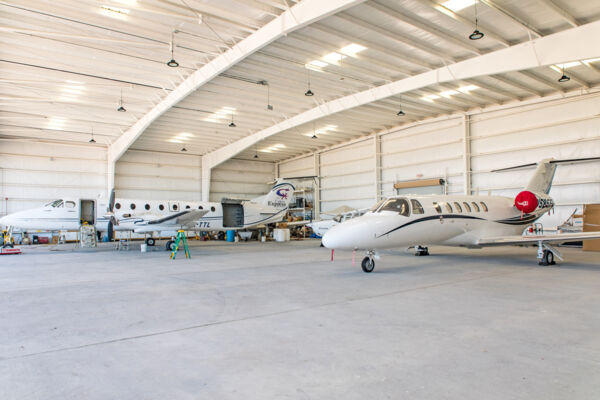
[229,111,236,127]
[254,144,259,159]
[117,88,126,112]
[340,43,367,56]
[558,65,570,83]
[305,69,314,96]
[469,1,484,40]
[261,80,273,110]
[167,31,179,67]
[397,96,406,116]
[311,123,318,139]
[89,127,96,143]
[181,147,187,152]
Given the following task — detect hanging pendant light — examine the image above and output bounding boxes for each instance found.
[229,111,236,127]
[167,31,179,67]
[305,69,314,96]
[89,127,96,143]
[117,88,126,112]
[558,65,570,82]
[397,97,406,116]
[181,147,187,152]
[266,83,273,110]
[469,2,484,40]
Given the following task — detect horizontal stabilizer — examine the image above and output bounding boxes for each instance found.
[477,231,600,247]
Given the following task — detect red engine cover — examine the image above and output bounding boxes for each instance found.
[515,190,538,213]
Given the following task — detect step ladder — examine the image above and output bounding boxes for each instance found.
[170,230,190,260]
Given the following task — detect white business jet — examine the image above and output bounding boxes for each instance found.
[322,158,600,272]
[0,181,295,250]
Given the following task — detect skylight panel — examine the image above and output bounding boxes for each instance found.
[440,90,459,98]
[322,52,346,65]
[422,94,441,102]
[340,43,367,56]
[458,84,479,93]
[441,0,476,12]
[100,5,130,20]
[308,60,328,68]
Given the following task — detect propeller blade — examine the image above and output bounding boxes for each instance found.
[108,189,115,212]
[107,220,114,241]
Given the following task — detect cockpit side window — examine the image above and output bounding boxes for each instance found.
[433,202,442,213]
[411,199,424,215]
[65,201,76,208]
[463,202,471,212]
[480,202,489,212]
[380,198,410,217]
[46,199,64,208]
[471,202,480,212]
[333,215,342,223]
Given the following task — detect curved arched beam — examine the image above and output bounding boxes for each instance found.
[203,20,600,177]
[107,0,366,164]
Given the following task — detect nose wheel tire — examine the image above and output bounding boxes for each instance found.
[361,257,375,273]
[145,237,155,246]
[166,240,175,251]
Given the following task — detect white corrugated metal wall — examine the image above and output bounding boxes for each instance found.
[210,159,275,202]
[278,92,600,228]
[0,141,107,216]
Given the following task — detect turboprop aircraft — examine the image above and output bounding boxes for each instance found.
[0,181,295,250]
[322,158,600,272]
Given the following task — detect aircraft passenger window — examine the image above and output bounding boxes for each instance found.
[65,201,75,208]
[211,206,216,212]
[172,204,178,211]
[411,199,424,214]
[463,202,471,212]
[145,204,150,210]
[471,202,480,212]
[453,202,462,213]
[480,202,488,212]
[433,202,442,213]
[130,203,136,210]
[198,206,203,210]
[185,205,191,209]
[115,203,121,210]
[443,202,453,213]
[380,198,410,217]
[159,204,165,211]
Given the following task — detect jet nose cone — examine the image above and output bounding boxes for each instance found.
[322,222,351,250]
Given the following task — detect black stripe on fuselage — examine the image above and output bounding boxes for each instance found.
[377,214,483,238]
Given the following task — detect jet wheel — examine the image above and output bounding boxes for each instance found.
[540,250,555,266]
[361,257,375,273]
[145,237,155,246]
[166,240,175,251]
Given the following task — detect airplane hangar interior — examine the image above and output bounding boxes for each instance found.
[2,0,600,398]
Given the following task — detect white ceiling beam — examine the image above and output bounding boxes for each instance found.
[202,20,600,170]
[107,0,366,163]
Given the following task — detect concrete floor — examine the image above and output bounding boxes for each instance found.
[1,240,600,400]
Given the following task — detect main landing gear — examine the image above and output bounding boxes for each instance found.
[145,237,155,247]
[415,246,429,256]
[361,251,376,273]
[537,241,560,266]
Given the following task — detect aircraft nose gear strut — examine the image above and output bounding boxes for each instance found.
[361,250,376,273]
[415,246,429,256]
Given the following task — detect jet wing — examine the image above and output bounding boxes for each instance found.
[146,210,209,227]
[477,231,600,247]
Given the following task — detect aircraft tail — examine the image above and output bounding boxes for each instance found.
[253,180,296,210]
[525,158,557,194]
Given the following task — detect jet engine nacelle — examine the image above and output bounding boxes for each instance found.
[514,190,554,214]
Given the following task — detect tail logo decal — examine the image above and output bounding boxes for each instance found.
[276,188,290,199]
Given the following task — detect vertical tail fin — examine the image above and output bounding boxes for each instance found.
[526,158,557,194]
[253,180,295,209]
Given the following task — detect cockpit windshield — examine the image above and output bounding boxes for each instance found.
[369,199,386,212]
[378,198,410,217]
[333,215,342,223]
[45,199,64,208]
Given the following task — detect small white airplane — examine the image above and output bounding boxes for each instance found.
[322,158,600,272]
[0,181,295,250]
[308,207,368,237]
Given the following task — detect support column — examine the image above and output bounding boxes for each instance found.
[201,157,211,202]
[107,159,115,197]
[463,114,471,195]
[374,133,382,201]
[313,153,321,220]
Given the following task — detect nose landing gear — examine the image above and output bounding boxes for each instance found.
[415,246,429,256]
[361,250,376,273]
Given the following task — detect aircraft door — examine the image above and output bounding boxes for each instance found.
[222,203,244,228]
[80,200,95,225]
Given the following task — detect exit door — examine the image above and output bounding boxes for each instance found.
[222,203,244,228]
[80,200,95,225]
